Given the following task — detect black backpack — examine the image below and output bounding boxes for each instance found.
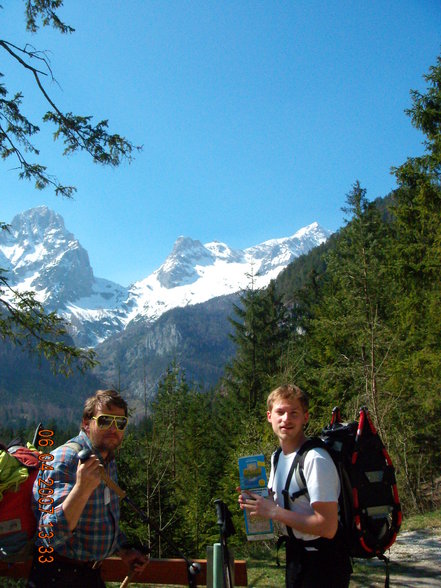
[273,406,402,587]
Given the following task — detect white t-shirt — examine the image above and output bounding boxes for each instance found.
[268,446,340,541]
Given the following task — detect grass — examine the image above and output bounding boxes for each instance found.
[400,507,441,531]
[242,546,285,588]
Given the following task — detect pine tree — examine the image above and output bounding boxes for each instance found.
[225,273,289,411]
[387,54,441,508]
[302,182,396,431]
[147,366,232,556]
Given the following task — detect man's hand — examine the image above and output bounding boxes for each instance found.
[119,547,149,573]
[237,487,276,520]
[75,454,102,496]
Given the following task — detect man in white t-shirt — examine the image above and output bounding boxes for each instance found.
[239,384,352,588]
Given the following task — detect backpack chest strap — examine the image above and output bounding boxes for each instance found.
[282,486,308,502]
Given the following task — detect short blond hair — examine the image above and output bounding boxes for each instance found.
[267,384,309,412]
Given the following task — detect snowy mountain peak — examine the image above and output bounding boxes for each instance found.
[204,241,244,262]
[0,206,96,306]
[11,205,65,234]
[293,221,321,238]
[2,206,69,261]
[244,222,331,275]
[156,236,216,288]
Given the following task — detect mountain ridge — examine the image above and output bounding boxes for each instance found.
[0,206,331,347]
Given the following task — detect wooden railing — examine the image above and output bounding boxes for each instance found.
[0,556,248,586]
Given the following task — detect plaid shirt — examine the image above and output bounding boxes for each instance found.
[32,430,125,561]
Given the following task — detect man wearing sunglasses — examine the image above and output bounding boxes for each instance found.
[28,389,148,588]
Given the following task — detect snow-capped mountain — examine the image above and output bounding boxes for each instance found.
[0,206,331,347]
[0,207,130,345]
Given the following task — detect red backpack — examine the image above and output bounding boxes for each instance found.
[0,439,41,562]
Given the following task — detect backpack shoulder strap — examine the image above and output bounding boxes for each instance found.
[282,438,324,503]
[280,437,327,539]
[272,447,282,473]
[35,442,82,484]
[63,442,82,453]
[272,437,327,538]
[282,439,312,539]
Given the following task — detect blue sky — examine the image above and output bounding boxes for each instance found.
[2,1,440,286]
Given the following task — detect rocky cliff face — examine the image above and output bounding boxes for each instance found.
[93,294,238,400]
[0,207,94,306]
[156,236,217,288]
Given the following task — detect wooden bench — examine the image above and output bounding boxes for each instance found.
[0,556,248,585]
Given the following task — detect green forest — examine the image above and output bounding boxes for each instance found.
[112,53,441,560]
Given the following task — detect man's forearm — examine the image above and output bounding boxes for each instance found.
[240,491,338,539]
[272,500,338,539]
[62,484,94,531]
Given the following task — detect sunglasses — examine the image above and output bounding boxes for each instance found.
[92,414,128,431]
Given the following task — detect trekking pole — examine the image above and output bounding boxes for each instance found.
[78,448,201,588]
[32,422,44,447]
[214,499,235,588]
[120,562,143,588]
[120,571,134,588]
[119,541,150,588]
